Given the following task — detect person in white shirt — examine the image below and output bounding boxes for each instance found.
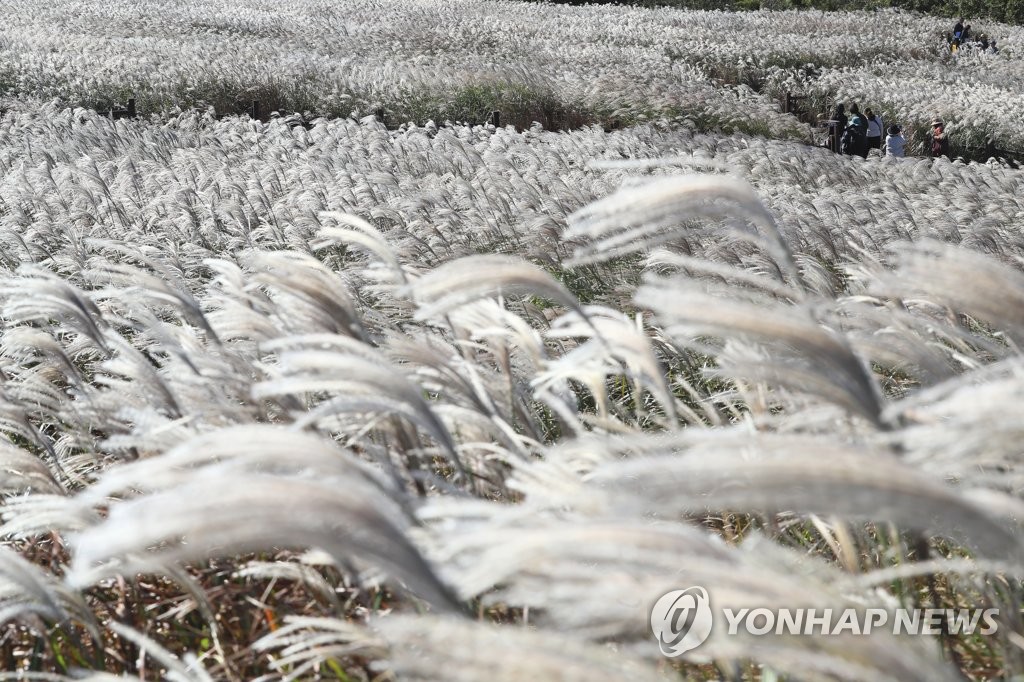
[884,124,906,158]
[865,109,884,154]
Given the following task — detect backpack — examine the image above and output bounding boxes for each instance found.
[850,115,867,140]
[840,125,856,155]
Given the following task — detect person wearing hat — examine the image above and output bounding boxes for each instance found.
[930,120,950,158]
[884,124,906,158]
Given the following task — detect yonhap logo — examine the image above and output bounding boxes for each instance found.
[650,586,713,657]
[650,586,999,656]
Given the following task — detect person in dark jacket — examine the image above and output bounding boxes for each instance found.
[847,104,868,158]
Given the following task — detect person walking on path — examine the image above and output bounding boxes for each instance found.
[884,124,906,157]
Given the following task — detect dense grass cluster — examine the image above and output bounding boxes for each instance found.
[2,0,1024,152]
[0,96,1021,679]
[0,1,1023,681]
[545,0,1024,27]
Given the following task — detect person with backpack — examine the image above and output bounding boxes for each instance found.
[884,124,906,158]
[865,109,883,154]
[846,104,869,158]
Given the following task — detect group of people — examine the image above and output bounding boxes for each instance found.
[828,103,900,157]
[947,17,998,53]
[827,104,950,160]
[820,18,985,160]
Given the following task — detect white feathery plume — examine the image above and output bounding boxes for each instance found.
[637,281,885,425]
[233,560,342,611]
[0,267,111,354]
[0,441,63,495]
[0,546,99,639]
[253,343,466,478]
[405,254,585,322]
[535,306,679,424]
[67,426,462,612]
[251,616,385,682]
[873,239,1024,345]
[245,251,369,340]
[565,174,799,286]
[312,212,407,284]
[255,614,671,682]
[580,432,1022,562]
[417,501,958,681]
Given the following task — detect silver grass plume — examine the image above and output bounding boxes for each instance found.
[67,425,463,613]
[416,502,958,681]
[0,266,111,354]
[564,174,800,287]
[312,212,408,285]
[0,440,63,495]
[255,614,671,682]
[253,336,468,480]
[580,432,1022,562]
[636,282,885,425]
[251,617,384,682]
[234,559,342,611]
[534,306,679,424]
[245,251,370,340]
[873,239,1024,345]
[404,254,586,322]
[885,358,1024,489]
[0,546,98,639]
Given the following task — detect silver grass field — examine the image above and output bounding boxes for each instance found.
[0,0,1022,681]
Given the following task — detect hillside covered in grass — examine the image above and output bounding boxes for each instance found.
[547,0,1024,27]
[1,0,1023,156]
[0,1,1022,681]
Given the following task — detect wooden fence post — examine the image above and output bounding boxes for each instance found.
[251,100,260,120]
[490,110,500,128]
[127,98,136,118]
[827,120,840,153]
[784,91,808,117]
